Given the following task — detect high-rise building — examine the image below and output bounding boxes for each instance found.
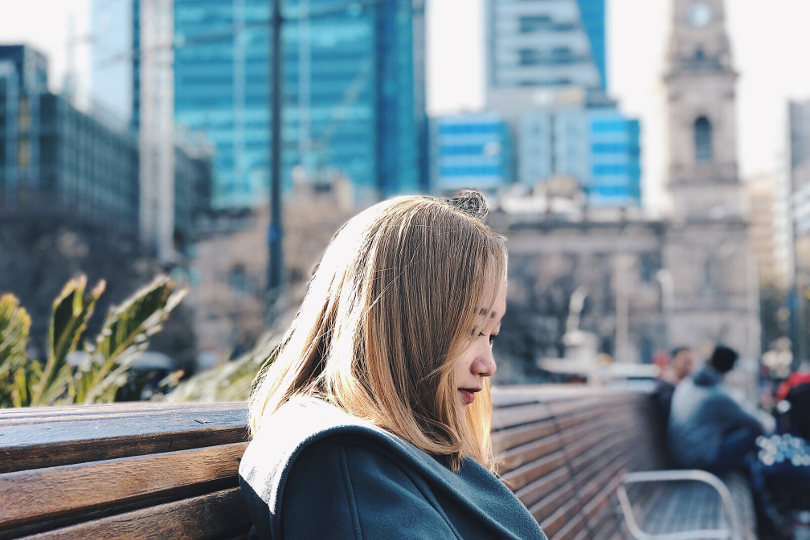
[133,0,176,261]
[745,172,792,291]
[790,100,810,258]
[0,45,139,231]
[430,113,512,193]
[2,44,211,250]
[481,0,639,207]
[788,101,810,321]
[485,0,606,97]
[169,0,426,209]
[517,103,640,206]
[588,108,640,206]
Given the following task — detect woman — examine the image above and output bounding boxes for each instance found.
[239,192,547,539]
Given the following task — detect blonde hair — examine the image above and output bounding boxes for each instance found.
[248,193,507,472]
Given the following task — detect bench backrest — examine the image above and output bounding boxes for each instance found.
[492,387,661,540]
[0,387,659,539]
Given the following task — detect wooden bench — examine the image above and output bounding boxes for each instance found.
[0,387,756,539]
[491,387,757,540]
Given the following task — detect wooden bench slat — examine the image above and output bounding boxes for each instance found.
[491,418,558,454]
[496,432,564,473]
[538,496,587,539]
[0,442,246,530]
[24,488,251,540]
[0,402,246,425]
[515,466,571,509]
[501,450,568,492]
[0,427,248,474]
[491,402,552,431]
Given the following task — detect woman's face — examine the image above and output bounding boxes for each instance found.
[453,281,507,411]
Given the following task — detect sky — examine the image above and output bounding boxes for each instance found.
[2,0,810,209]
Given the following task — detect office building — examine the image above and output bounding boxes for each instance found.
[517,103,640,206]
[169,0,426,209]
[588,108,640,206]
[430,113,512,193]
[2,44,210,248]
[0,45,139,230]
[480,0,639,207]
[485,0,606,96]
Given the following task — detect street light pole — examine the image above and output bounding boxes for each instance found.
[267,0,284,301]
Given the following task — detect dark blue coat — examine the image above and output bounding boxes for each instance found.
[238,398,548,539]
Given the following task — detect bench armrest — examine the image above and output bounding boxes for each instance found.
[616,469,743,540]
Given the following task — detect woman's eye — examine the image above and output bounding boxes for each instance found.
[480,332,498,346]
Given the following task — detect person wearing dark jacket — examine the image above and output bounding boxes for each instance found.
[667,345,764,471]
[651,346,695,430]
[239,192,547,539]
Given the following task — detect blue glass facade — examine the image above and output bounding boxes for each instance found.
[0,45,141,231]
[170,0,425,209]
[575,0,606,91]
[516,105,640,206]
[587,109,640,206]
[432,114,512,192]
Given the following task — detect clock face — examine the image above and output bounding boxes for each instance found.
[686,2,712,27]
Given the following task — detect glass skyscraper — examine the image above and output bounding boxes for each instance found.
[483,0,640,207]
[588,109,640,206]
[518,105,641,207]
[431,113,512,193]
[485,0,606,93]
[171,0,426,209]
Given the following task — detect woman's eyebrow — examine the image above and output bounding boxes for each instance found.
[478,308,498,318]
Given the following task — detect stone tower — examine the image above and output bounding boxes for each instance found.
[662,0,760,360]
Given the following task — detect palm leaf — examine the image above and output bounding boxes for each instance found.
[30,277,104,406]
[74,275,187,404]
[0,294,31,406]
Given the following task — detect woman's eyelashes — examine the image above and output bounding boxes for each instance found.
[478,332,498,346]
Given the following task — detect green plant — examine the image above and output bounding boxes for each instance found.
[0,275,186,407]
[0,294,32,407]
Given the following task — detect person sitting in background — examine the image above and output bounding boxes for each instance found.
[652,346,695,429]
[667,345,765,471]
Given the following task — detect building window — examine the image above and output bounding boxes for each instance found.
[519,15,551,33]
[17,139,29,167]
[518,49,541,66]
[694,116,713,162]
[639,254,657,283]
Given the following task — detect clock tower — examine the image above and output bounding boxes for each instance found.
[662,0,760,360]
[665,0,742,221]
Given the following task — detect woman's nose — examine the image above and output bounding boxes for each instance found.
[473,348,497,377]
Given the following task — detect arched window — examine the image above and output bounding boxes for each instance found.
[694,116,713,161]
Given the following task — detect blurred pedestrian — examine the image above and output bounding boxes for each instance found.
[667,345,764,471]
[652,346,695,428]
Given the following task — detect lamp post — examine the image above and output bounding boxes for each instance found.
[267,0,284,302]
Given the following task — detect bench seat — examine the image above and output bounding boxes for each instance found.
[0,387,758,539]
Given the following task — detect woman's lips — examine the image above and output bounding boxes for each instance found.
[458,388,478,405]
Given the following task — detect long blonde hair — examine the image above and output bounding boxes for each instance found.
[248,193,507,472]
